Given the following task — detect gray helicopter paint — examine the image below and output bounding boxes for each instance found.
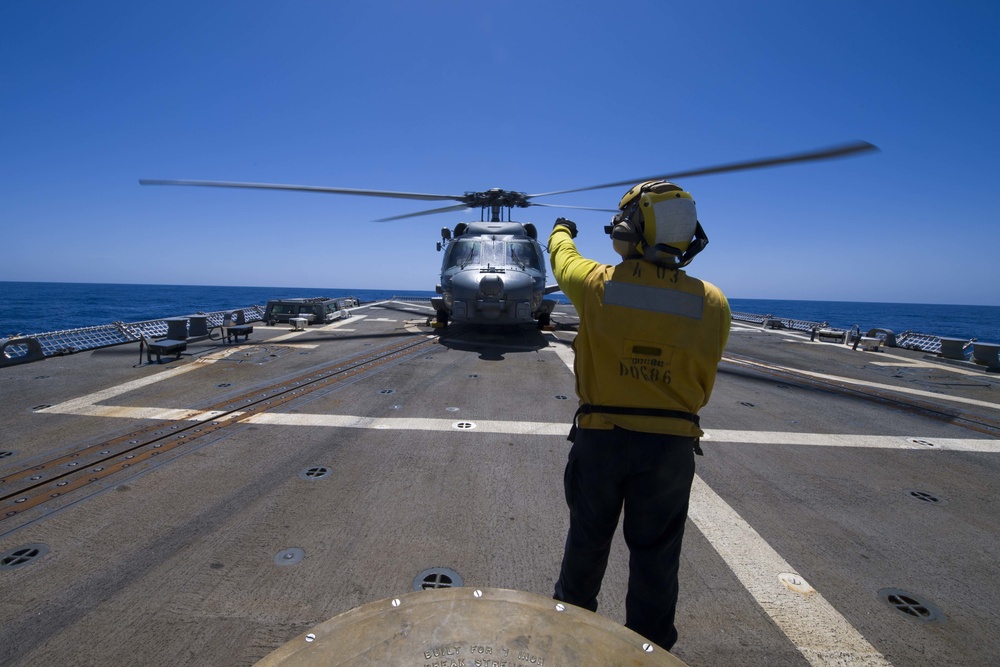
[435,226,553,325]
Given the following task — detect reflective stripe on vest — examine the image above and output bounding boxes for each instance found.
[602,280,704,319]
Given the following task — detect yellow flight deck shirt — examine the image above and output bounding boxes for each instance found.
[548,226,730,438]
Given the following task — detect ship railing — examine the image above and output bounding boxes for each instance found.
[731,311,950,355]
[1,305,266,364]
[731,311,828,334]
[893,331,945,354]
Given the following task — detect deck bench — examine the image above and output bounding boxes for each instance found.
[816,328,847,344]
[860,336,882,351]
[142,335,187,364]
[224,324,253,344]
[220,309,253,344]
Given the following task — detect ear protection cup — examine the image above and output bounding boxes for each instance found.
[606,209,644,259]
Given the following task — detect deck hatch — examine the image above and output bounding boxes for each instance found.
[878,588,945,623]
[1,543,48,570]
[906,489,947,506]
[414,567,463,591]
[299,466,332,481]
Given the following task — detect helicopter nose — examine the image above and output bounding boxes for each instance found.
[479,274,504,297]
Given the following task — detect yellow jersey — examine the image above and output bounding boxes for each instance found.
[549,226,730,437]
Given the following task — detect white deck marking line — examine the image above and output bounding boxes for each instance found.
[867,354,989,376]
[788,366,998,409]
[36,346,246,415]
[866,360,931,368]
[392,301,435,312]
[231,417,1000,451]
[39,316,369,414]
[543,333,577,370]
[688,476,893,666]
[546,338,894,666]
[267,315,366,343]
[704,430,1000,452]
[244,413,569,435]
[727,356,1000,410]
[37,396,1000,452]
[64,408,986,452]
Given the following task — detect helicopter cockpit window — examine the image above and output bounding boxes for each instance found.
[508,240,540,269]
[481,240,506,265]
[445,239,540,270]
[445,240,481,269]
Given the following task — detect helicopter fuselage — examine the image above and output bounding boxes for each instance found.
[432,221,556,327]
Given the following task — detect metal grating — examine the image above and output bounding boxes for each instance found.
[2,305,266,363]
[733,311,947,354]
[299,466,332,481]
[413,566,463,591]
[0,544,49,570]
[878,588,945,623]
[731,311,827,333]
[895,331,942,354]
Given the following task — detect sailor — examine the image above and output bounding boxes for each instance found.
[549,181,730,651]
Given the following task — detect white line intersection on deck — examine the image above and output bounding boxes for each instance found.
[33,319,1000,667]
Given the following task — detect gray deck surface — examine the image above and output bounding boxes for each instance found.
[1,300,998,666]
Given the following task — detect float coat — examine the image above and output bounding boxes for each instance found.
[549,226,730,438]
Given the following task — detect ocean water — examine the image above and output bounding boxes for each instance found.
[727,298,1000,344]
[2,282,999,343]
[1,282,435,337]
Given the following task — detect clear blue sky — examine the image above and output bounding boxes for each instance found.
[2,1,998,305]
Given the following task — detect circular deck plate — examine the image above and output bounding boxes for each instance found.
[254,587,687,666]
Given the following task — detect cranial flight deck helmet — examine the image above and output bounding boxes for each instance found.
[605,180,708,268]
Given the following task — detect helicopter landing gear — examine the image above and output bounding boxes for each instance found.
[536,312,552,330]
[433,309,449,328]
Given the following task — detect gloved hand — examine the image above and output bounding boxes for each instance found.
[554,217,578,238]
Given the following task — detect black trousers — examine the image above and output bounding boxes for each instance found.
[553,426,696,651]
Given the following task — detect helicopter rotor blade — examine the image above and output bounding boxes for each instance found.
[526,202,618,213]
[374,203,473,222]
[526,140,878,199]
[139,179,464,202]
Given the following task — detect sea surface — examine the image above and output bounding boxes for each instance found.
[2,281,999,343]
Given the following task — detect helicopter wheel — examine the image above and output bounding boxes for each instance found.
[435,309,450,328]
[536,313,551,329]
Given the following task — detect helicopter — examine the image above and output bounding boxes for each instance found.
[140,141,877,328]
